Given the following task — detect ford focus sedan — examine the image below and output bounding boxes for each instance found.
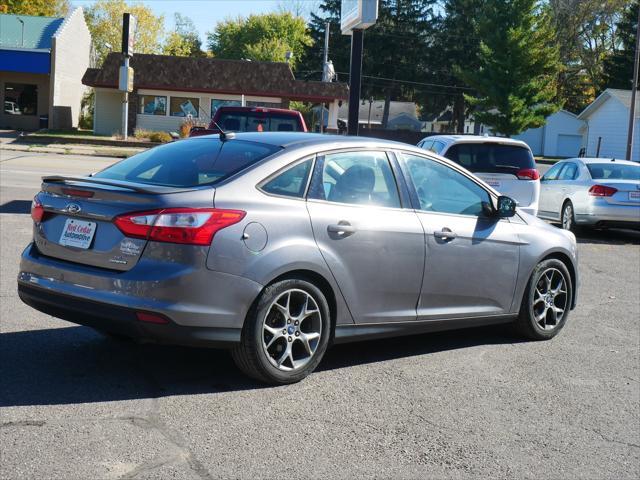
[18,133,578,384]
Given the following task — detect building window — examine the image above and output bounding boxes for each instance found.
[170,97,199,117]
[211,99,241,116]
[4,83,38,116]
[139,95,167,116]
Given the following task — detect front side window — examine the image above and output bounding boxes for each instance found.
[261,159,313,198]
[542,163,565,181]
[139,95,167,116]
[430,141,445,154]
[308,151,401,208]
[400,153,491,216]
[94,139,280,187]
[4,83,37,115]
[170,97,199,117]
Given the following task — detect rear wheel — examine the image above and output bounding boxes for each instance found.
[561,201,577,232]
[232,279,331,384]
[514,258,572,340]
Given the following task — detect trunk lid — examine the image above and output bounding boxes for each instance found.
[34,177,214,271]
[594,179,640,206]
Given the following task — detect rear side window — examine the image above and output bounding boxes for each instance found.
[587,163,640,180]
[217,112,302,132]
[445,143,535,174]
[261,159,313,198]
[94,139,280,187]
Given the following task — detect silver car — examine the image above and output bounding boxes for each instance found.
[538,158,640,231]
[18,133,579,384]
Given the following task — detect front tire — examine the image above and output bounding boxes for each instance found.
[232,279,331,385]
[514,259,572,340]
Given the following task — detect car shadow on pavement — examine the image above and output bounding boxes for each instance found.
[0,200,31,214]
[0,323,520,407]
[574,228,640,246]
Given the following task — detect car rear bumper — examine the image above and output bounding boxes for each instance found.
[575,202,640,228]
[18,243,263,346]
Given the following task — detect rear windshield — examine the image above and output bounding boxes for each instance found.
[94,138,280,187]
[217,112,302,132]
[587,163,640,181]
[444,143,535,174]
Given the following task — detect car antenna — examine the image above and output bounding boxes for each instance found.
[211,120,235,142]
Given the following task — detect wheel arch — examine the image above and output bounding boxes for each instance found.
[540,251,577,309]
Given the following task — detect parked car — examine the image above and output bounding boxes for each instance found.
[538,158,640,231]
[189,106,307,137]
[18,133,578,384]
[417,135,540,215]
[4,100,21,115]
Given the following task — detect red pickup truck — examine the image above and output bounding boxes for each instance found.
[190,106,307,137]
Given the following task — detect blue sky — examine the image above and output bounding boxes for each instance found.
[73,0,297,45]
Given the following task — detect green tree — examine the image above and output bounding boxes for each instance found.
[207,12,312,68]
[462,0,562,136]
[603,1,639,89]
[2,0,69,16]
[163,13,204,57]
[85,0,164,64]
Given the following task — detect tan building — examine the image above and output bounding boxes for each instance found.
[83,53,349,136]
[0,8,92,130]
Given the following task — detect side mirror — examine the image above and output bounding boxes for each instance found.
[496,196,517,218]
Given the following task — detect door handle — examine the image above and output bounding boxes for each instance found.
[328,222,356,235]
[434,228,457,241]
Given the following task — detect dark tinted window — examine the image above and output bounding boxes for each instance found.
[261,159,313,198]
[445,143,535,174]
[587,163,640,180]
[94,139,280,187]
[217,112,302,132]
[559,163,578,180]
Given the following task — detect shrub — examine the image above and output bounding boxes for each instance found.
[148,131,172,143]
[179,117,203,138]
[133,128,152,139]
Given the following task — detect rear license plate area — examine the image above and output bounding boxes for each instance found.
[58,218,96,249]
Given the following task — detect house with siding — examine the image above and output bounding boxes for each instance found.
[578,89,639,161]
[83,53,348,136]
[513,110,585,158]
[0,9,92,130]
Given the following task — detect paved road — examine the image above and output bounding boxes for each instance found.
[1,152,639,479]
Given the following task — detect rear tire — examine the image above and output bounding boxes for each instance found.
[232,279,331,385]
[514,259,572,340]
[561,201,578,232]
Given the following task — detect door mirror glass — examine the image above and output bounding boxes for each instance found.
[497,196,517,217]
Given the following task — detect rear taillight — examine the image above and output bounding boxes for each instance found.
[114,208,246,246]
[589,185,618,197]
[516,168,540,180]
[31,197,44,223]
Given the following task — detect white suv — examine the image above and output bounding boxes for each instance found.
[418,135,540,215]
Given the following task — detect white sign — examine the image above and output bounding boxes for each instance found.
[59,219,96,249]
[341,0,378,34]
[118,65,134,92]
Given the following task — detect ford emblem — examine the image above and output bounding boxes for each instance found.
[66,203,81,214]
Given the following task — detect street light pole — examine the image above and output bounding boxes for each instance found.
[626,6,640,161]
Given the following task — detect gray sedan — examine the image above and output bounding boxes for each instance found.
[538,158,640,231]
[18,133,579,384]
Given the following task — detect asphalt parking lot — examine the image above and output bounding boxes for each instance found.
[1,151,638,479]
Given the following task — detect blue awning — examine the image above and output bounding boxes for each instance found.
[0,49,51,74]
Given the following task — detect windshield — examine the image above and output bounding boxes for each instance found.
[444,143,535,174]
[94,138,280,187]
[587,163,640,181]
[217,112,302,132]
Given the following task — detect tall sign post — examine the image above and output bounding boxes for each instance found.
[626,6,640,161]
[341,0,378,136]
[120,13,136,139]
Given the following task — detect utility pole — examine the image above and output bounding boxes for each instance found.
[626,6,640,161]
[320,22,330,133]
[347,29,364,136]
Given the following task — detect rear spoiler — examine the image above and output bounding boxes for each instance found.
[41,175,196,194]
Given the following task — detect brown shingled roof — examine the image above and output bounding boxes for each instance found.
[82,53,348,102]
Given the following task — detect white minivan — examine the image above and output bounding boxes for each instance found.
[418,135,540,215]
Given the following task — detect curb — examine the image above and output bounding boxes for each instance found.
[1,143,144,158]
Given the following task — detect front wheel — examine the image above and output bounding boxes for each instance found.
[232,279,331,385]
[514,259,572,340]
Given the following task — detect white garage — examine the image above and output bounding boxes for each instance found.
[514,110,585,158]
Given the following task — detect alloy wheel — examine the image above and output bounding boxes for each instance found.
[532,268,569,331]
[261,289,323,371]
[562,204,573,230]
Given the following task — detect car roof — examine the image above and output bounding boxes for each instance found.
[568,157,640,166]
[191,132,424,151]
[421,135,530,149]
